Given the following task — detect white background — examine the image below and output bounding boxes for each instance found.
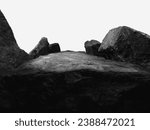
[1,0,150,53]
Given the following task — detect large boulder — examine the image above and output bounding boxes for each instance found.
[29,37,50,58]
[48,43,61,53]
[0,10,29,74]
[98,26,150,64]
[84,40,101,56]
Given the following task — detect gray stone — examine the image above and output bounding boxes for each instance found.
[84,40,101,56]
[29,37,50,58]
[98,26,150,63]
[49,43,61,53]
[0,10,29,74]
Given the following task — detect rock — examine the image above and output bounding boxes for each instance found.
[29,37,50,58]
[1,11,150,112]
[29,39,61,58]
[48,43,61,53]
[84,40,101,56]
[0,51,150,112]
[0,10,29,74]
[98,26,150,64]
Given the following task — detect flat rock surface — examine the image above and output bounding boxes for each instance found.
[23,52,140,73]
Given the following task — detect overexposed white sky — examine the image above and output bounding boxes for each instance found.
[1,0,150,53]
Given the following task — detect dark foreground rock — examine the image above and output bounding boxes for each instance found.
[0,10,29,74]
[0,51,150,112]
[29,37,50,58]
[84,40,101,56]
[98,26,150,64]
[49,43,61,53]
[29,39,61,58]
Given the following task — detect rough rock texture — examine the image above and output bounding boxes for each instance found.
[0,11,150,112]
[49,43,61,54]
[29,37,50,58]
[84,40,101,56]
[0,10,29,74]
[98,26,150,64]
[0,51,150,112]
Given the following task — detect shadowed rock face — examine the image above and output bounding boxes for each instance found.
[84,40,101,56]
[0,10,29,74]
[0,11,18,47]
[29,39,61,58]
[29,37,50,58]
[98,26,150,64]
[49,43,61,54]
[0,51,150,112]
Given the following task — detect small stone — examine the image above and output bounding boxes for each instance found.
[49,43,61,53]
[84,40,101,56]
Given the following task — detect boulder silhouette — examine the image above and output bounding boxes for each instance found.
[84,40,101,56]
[98,26,150,64]
[29,37,50,58]
[48,43,61,53]
[0,10,29,74]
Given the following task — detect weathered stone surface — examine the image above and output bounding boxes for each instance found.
[98,26,150,64]
[29,37,50,58]
[48,43,61,53]
[0,51,150,112]
[84,40,101,56]
[0,10,29,74]
[1,10,150,112]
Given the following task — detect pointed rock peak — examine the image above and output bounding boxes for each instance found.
[0,10,18,47]
[39,37,49,45]
[0,10,29,72]
[41,37,48,40]
[29,37,50,58]
[36,37,49,48]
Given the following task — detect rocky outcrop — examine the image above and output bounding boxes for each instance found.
[49,43,61,54]
[0,10,29,74]
[98,26,150,64]
[29,39,61,58]
[84,40,101,56]
[29,37,50,58]
[1,10,150,112]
